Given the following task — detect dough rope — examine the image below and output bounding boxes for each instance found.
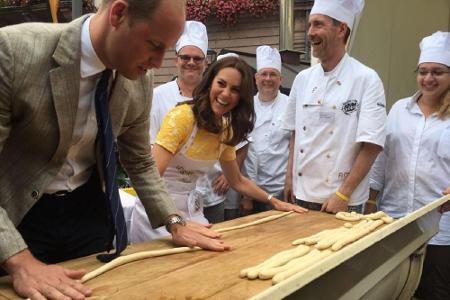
[82,211,293,283]
[215,211,293,233]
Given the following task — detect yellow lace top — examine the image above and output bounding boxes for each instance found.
[156,104,236,161]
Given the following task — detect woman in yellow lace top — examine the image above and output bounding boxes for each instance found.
[132,57,307,243]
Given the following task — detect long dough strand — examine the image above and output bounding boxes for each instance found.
[272,250,331,284]
[216,211,293,233]
[81,247,201,283]
[82,211,293,283]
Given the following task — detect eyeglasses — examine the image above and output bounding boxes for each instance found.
[178,54,205,63]
[415,68,450,77]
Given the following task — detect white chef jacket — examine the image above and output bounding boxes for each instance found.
[243,92,291,194]
[150,80,191,143]
[370,92,450,245]
[282,54,386,205]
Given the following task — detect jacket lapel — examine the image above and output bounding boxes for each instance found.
[49,16,87,151]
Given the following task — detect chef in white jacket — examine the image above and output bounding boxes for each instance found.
[282,0,386,213]
[150,20,209,143]
[242,45,291,213]
[369,32,450,300]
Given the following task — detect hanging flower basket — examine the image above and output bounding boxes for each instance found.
[185,0,279,26]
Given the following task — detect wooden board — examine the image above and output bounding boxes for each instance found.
[0,211,345,299]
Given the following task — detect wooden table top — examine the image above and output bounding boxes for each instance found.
[0,210,345,300]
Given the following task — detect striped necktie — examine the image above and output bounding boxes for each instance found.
[94,69,128,262]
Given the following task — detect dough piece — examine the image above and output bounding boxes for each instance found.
[362,211,387,220]
[292,226,343,246]
[315,227,350,250]
[331,220,383,251]
[216,211,293,233]
[81,247,201,283]
[241,245,310,279]
[272,250,332,284]
[260,245,310,270]
[344,222,353,228]
[259,249,320,280]
[381,216,394,224]
[335,212,362,222]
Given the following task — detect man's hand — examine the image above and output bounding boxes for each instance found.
[364,201,377,214]
[283,180,296,204]
[321,194,348,213]
[240,197,253,216]
[2,249,91,300]
[271,198,308,213]
[439,187,450,213]
[170,221,231,251]
[212,173,230,195]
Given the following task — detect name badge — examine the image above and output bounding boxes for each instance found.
[319,111,335,123]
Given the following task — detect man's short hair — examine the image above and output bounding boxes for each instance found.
[331,18,351,44]
[102,0,163,24]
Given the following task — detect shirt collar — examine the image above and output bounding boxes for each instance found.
[322,53,349,78]
[405,91,423,115]
[80,15,106,78]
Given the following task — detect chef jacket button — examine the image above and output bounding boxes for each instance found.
[330,130,334,134]
[31,189,40,199]
[298,172,302,176]
[326,154,331,158]
[300,149,304,153]
[272,122,275,125]
[332,105,336,109]
[318,100,322,104]
[303,126,307,131]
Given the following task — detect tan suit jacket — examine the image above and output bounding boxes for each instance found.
[0,16,176,262]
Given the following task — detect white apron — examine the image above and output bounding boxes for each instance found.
[130,123,223,243]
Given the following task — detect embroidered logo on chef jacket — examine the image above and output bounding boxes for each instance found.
[341,99,359,115]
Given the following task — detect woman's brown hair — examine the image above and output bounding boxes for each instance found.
[191,56,255,146]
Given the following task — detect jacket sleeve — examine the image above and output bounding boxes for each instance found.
[0,31,28,263]
[117,72,177,229]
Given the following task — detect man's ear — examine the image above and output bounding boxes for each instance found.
[110,0,128,28]
[339,22,348,39]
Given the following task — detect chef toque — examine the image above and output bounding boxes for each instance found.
[256,45,281,72]
[217,53,239,61]
[310,0,365,30]
[175,21,208,57]
[418,31,450,67]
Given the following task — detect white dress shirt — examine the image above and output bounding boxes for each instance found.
[282,54,386,205]
[45,15,105,194]
[243,92,291,194]
[149,80,191,144]
[370,92,450,245]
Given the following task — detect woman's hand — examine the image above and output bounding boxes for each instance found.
[439,187,450,213]
[212,173,230,195]
[270,198,308,213]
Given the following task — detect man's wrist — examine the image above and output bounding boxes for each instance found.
[2,249,34,274]
[165,214,186,234]
[335,191,349,202]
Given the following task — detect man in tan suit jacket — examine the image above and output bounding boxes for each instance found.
[0,0,228,299]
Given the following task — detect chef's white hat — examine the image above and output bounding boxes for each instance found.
[418,31,450,67]
[175,21,208,56]
[256,45,281,72]
[310,0,364,30]
[217,53,239,61]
